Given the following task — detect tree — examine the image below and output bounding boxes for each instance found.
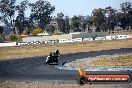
[0,0,16,34]
[15,0,29,34]
[71,16,80,32]
[127,9,132,28]
[29,0,55,30]
[45,25,56,33]
[85,16,93,32]
[117,12,126,30]
[78,15,92,32]
[120,2,131,14]
[78,15,85,32]
[56,12,65,33]
[118,2,132,30]
[64,16,70,33]
[105,6,117,33]
[91,8,105,32]
[0,26,3,36]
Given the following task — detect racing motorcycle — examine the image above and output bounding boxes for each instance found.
[45,50,60,65]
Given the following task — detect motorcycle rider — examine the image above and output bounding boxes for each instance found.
[45,50,60,65]
[54,49,60,56]
[49,52,53,61]
[54,49,60,60]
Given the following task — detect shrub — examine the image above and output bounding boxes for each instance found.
[31,28,43,35]
[17,35,24,41]
[53,30,62,35]
[8,34,18,42]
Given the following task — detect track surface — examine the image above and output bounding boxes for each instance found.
[0,48,132,82]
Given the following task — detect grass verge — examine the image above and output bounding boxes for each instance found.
[0,39,132,61]
[66,54,132,68]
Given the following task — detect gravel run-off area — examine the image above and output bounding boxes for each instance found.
[65,53,132,68]
[0,81,132,88]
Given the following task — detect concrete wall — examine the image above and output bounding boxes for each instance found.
[22,34,72,42]
[71,32,107,39]
[0,42,16,47]
[1,34,132,47]
[22,32,107,42]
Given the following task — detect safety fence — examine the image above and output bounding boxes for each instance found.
[0,34,132,47]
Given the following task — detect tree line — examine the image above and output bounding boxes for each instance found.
[0,0,132,36]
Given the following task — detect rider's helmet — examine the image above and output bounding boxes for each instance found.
[56,49,60,54]
[49,52,52,56]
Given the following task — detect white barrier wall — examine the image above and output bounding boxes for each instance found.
[0,42,16,47]
[59,39,72,43]
[17,42,28,45]
[111,35,128,40]
[75,38,83,42]
[83,38,93,41]
[44,40,59,44]
[106,36,114,40]
[128,34,132,38]
[106,35,129,40]
[95,37,106,40]
[59,38,83,43]
[15,34,132,46]
[1,34,131,47]
[22,34,72,42]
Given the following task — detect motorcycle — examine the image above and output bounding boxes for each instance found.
[45,51,60,65]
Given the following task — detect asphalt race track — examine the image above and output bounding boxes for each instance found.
[0,48,132,83]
